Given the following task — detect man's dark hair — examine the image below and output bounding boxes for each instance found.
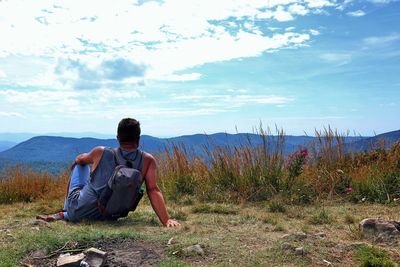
[117,118,141,144]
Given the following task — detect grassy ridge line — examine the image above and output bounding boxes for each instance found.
[1,127,400,204]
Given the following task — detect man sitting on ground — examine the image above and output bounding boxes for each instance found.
[38,118,180,227]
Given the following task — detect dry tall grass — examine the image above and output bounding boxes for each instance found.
[0,165,69,204]
[157,127,400,204]
[1,127,399,205]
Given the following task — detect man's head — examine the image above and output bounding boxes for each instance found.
[117,118,141,146]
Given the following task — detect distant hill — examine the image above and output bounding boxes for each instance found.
[0,132,116,143]
[346,130,400,151]
[0,131,399,174]
[0,141,16,152]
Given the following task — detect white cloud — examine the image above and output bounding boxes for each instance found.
[173,93,294,108]
[0,89,80,106]
[274,6,294,21]
[288,4,309,15]
[0,70,6,78]
[320,53,352,64]
[363,33,400,46]
[161,73,203,82]
[54,56,146,90]
[0,0,337,85]
[96,89,140,103]
[0,111,25,118]
[309,29,320,36]
[305,0,335,8]
[336,0,354,11]
[347,10,366,17]
[368,0,398,3]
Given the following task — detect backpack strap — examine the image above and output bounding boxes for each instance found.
[137,151,143,172]
[113,148,128,166]
[112,148,142,170]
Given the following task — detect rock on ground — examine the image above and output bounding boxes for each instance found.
[280,242,292,250]
[295,247,305,256]
[294,232,307,240]
[182,244,205,256]
[57,253,85,267]
[359,218,400,241]
[84,248,107,267]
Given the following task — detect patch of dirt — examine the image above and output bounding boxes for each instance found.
[23,238,164,267]
[98,239,164,267]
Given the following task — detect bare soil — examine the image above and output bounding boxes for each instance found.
[24,238,164,267]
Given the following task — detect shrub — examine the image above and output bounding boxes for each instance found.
[269,201,286,213]
[309,207,334,225]
[354,245,396,267]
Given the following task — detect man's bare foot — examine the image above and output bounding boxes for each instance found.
[36,212,64,222]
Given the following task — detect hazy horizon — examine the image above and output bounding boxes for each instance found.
[4,126,400,142]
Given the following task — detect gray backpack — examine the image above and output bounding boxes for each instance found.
[97,148,144,220]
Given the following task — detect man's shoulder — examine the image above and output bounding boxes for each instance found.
[141,150,156,166]
[92,146,106,155]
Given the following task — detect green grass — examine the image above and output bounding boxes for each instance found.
[168,208,188,221]
[268,201,287,213]
[354,245,398,267]
[191,203,239,215]
[1,201,400,266]
[308,207,334,225]
[344,213,356,224]
[157,259,190,267]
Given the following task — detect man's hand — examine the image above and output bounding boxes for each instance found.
[165,219,181,227]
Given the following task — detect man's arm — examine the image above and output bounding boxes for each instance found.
[145,155,180,227]
[70,146,104,171]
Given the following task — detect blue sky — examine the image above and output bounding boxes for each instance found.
[0,0,399,137]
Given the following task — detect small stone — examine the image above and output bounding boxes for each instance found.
[31,226,40,231]
[280,234,290,239]
[6,233,14,239]
[84,248,107,257]
[80,260,90,267]
[57,253,85,267]
[295,247,305,255]
[294,232,307,240]
[182,244,205,256]
[31,248,48,258]
[315,232,326,238]
[84,248,107,267]
[167,237,174,245]
[280,242,291,250]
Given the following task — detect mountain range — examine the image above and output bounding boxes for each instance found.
[0,130,399,174]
